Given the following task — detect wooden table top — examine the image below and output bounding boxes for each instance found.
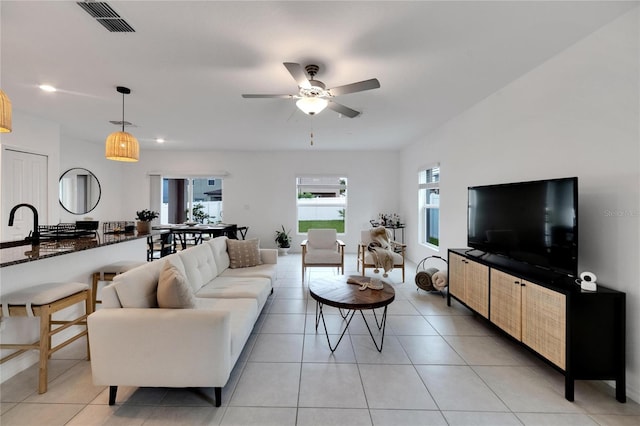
[309,275,395,310]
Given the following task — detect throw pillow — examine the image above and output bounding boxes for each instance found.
[227,238,262,269]
[157,258,196,308]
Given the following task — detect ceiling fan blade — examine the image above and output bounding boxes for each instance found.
[327,101,361,118]
[283,62,311,89]
[242,94,293,99]
[329,78,380,96]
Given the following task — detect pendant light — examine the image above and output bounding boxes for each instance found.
[105,86,139,162]
[0,89,12,133]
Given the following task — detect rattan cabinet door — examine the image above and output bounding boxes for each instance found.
[490,269,522,340]
[449,253,466,301]
[522,281,566,369]
[465,260,489,318]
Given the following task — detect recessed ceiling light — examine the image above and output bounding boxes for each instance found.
[39,85,57,92]
[155,138,165,144]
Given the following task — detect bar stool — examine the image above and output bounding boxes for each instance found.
[91,261,145,310]
[0,282,92,394]
[147,232,176,258]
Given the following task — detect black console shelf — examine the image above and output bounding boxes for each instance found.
[447,248,626,403]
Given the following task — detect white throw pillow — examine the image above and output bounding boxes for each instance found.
[157,258,196,308]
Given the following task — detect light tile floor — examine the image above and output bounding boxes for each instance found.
[1,253,638,426]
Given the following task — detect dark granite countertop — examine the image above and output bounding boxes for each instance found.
[0,231,162,267]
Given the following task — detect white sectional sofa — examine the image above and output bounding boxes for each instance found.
[87,236,277,407]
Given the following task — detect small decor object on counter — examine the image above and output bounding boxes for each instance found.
[135,209,159,234]
[103,221,135,234]
[373,213,403,228]
[346,275,384,290]
[275,225,292,255]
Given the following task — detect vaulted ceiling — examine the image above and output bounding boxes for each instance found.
[1,1,635,151]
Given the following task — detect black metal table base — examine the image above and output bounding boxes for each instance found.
[315,302,389,352]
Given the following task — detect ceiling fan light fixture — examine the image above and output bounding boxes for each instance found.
[106,86,139,162]
[296,96,328,115]
[0,89,12,133]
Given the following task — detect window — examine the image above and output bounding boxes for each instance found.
[419,166,440,248]
[296,176,347,233]
[161,177,222,224]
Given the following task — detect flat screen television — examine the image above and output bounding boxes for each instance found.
[467,177,578,277]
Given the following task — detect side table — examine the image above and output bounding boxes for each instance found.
[309,275,395,352]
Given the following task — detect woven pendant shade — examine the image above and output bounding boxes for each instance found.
[105,131,139,162]
[0,89,12,133]
[106,86,139,162]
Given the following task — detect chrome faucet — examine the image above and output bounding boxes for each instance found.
[8,203,40,244]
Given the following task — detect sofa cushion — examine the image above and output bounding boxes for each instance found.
[304,249,343,264]
[307,229,338,249]
[227,238,262,269]
[100,283,122,308]
[178,243,219,293]
[220,263,277,284]
[207,236,230,272]
[111,254,180,308]
[195,276,271,312]
[157,257,196,308]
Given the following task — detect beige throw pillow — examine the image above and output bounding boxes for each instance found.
[227,238,262,269]
[157,259,196,308]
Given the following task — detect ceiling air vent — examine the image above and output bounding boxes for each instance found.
[77,1,135,33]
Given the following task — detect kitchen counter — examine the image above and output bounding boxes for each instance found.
[0,229,152,384]
[0,231,161,267]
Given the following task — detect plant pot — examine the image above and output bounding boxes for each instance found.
[136,221,151,234]
[278,247,290,256]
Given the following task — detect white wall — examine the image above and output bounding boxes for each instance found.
[59,137,125,224]
[399,8,639,402]
[0,110,61,228]
[1,120,402,250]
[118,149,400,252]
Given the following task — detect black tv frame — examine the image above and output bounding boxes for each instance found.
[467,176,578,278]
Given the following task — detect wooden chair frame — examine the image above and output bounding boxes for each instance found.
[0,288,92,394]
[301,239,346,281]
[357,240,406,283]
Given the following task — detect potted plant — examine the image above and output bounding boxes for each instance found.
[275,225,292,255]
[135,209,159,234]
[191,203,212,224]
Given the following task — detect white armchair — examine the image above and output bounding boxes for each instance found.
[357,228,406,282]
[301,229,345,280]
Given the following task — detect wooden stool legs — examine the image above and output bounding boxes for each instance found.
[91,272,116,311]
[0,287,92,394]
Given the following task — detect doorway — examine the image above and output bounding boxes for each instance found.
[1,147,48,241]
[161,177,222,224]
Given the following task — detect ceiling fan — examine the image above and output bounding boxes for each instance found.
[242,62,380,118]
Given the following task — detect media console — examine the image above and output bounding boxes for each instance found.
[447,248,626,403]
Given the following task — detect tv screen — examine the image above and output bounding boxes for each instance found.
[467,177,578,277]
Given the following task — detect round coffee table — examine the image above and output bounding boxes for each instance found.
[309,275,395,352]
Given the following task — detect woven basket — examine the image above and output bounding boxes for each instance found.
[415,255,448,292]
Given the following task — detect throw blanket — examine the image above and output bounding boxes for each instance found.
[432,270,448,291]
[367,226,395,277]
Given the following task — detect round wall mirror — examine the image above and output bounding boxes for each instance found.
[59,168,102,215]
